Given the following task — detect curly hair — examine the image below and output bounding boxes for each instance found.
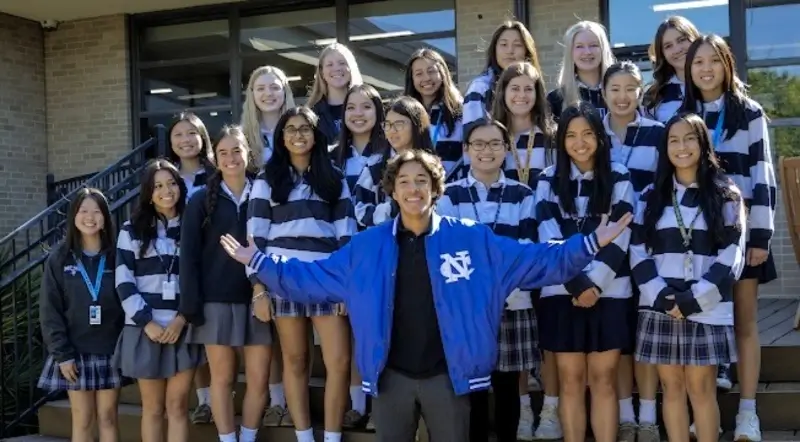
[381,149,446,204]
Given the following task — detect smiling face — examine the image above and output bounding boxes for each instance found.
[564,116,598,168]
[322,50,352,91]
[690,42,726,100]
[572,30,602,73]
[411,57,443,101]
[170,120,203,161]
[215,135,249,179]
[604,71,640,119]
[466,125,506,175]
[504,75,536,117]
[253,73,286,113]
[495,29,527,70]
[383,110,413,152]
[667,119,701,172]
[283,115,315,157]
[344,91,376,136]
[74,197,105,236]
[151,169,181,215]
[392,160,434,217]
[662,27,693,73]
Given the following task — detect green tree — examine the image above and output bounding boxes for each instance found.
[748,68,800,158]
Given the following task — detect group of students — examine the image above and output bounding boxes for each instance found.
[36,12,776,442]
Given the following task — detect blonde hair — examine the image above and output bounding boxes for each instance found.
[557,21,616,111]
[241,65,296,166]
[307,43,363,107]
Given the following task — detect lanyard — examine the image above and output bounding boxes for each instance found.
[671,189,702,248]
[511,132,535,185]
[468,184,505,231]
[74,254,106,303]
[430,109,443,146]
[712,105,725,150]
[154,240,177,282]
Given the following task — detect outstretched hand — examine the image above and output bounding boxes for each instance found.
[220,234,258,266]
[593,213,633,248]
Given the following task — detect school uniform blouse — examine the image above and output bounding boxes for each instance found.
[116,217,182,328]
[602,112,663,197]
[505,127,553,190]
[436,170,537,311]
[547,80,608,121]
[261,126,275,165]
[341,143,384,194]
[645,75,684,123]
[629,179,746,325]
[428,103,465,180]
[181,167,209,202]
[695,96,777,251]
[353,154,398,227]
[535,162,635,299]
[462,69,496,129]
[246,169,357,280]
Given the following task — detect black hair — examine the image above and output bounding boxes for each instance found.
[602,61,643,89]
[643,112,740,252]
[463,118,513,149]
[554,102,613,216]
[266,107,344,205]
[130,159,187,257]
[167,111,214,170]
[332,84,390,168]
[59,187,116,266]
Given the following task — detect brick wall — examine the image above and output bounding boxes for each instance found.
[45,15,131,181]
[455,0,515,91]
[0,13,47,236]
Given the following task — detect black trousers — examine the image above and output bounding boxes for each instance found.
[469,370,520,442]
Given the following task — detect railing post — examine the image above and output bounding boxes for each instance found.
[155,124,167,158]
[45,173,55,206]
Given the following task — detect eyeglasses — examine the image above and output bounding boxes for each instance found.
[284,126,313,137]
[382,120,408,132]
[468,140,506,151]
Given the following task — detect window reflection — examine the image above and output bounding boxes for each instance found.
[240,8,336,55]
[349,0,456,38]
[140,20,229,61]
[746,3,800,61]
[608,0,728,49]
[241,53,319,102]
[141,62,231,112]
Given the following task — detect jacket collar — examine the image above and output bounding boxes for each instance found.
[391,211,442,237]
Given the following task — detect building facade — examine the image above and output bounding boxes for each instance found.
[0,0,798,295]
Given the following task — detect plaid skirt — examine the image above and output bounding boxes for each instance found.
[635,310,738,366]
[497,308,540,372]
[38,353,123,391]
[272,296,336,318]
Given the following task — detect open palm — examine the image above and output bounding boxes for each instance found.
[220,234,258,266]
[593,213,633,247]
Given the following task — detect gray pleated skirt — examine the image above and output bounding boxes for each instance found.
[112,325,205,380]
[185,302,273,347]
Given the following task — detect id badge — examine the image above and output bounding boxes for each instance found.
[89,305,102,325]
[162,280,177,301]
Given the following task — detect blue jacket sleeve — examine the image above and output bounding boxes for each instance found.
[247,242,353,305]
[489,225,600,296]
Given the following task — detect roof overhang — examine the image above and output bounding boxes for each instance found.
[0,0,242,22]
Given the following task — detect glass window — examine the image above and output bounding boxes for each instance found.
[749,65,800,158]
[608,0,729,49]
[746,2,800,61]
[353,38,456,96]
[349,0,456,39]
[241,51,321,102]
[141,62,231,112]
[140,109,235,147]
[140,20,229,61]
[240,8,336,55]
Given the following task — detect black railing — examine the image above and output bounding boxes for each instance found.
[0,125,167,438]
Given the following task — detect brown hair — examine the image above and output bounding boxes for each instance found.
[382,149,446,203]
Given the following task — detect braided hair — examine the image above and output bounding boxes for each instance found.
[203,125,256,228]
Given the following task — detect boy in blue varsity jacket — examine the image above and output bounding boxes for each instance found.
[220,149,632,442]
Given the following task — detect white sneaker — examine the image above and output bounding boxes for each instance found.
[534,404,563,440]
[516,403,535,441]
[734,411,762,441]
[689,422,723,439]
